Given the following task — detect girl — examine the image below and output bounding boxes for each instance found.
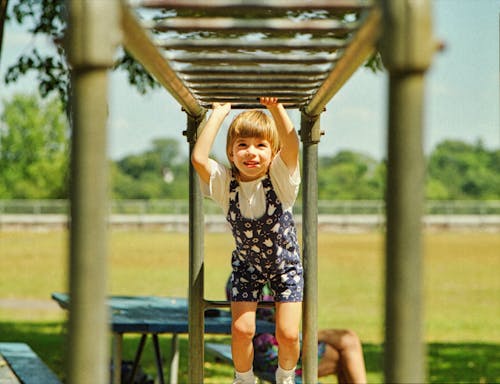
[192,97,303,384]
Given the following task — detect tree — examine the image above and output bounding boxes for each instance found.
[3,0,70,106]
[317,150,385,200]
[3,0,159,111]
[0,93,69,198]
[112,138,189,199]
[427,140,500,200]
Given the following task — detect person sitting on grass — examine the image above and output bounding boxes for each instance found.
[226,278,367,384]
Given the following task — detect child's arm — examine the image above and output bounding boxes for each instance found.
[191,102,231,184]
[260,97,299,172]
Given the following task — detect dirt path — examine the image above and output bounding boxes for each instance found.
[0,298,60,312]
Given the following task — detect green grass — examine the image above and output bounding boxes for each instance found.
[0,323,498,383]
[1,230,499,382]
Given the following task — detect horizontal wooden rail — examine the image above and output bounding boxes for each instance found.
[144,17,360,34]
[131,0,373,11]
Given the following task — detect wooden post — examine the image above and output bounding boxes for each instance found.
[379,0,435,382]
[185,111,207,383]
[299,111,322,383]
[65,1,120,383]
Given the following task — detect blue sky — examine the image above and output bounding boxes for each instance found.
[1,0,499,161]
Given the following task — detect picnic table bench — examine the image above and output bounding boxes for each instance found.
[0,342,61,384]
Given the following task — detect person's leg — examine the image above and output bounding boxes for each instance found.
[317,343,340,377]
[317,329,367,384]
[231,301,258,372]
[275,301,302,369]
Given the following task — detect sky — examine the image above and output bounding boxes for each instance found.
[1,0,499,161]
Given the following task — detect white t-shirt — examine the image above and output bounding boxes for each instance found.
[200,153,300,219]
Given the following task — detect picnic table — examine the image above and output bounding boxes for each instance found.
[52,293,275,384]
[0,342,61,384]
[0,353,19,384]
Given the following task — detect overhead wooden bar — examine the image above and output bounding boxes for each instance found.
[197,95,310,102]
[202,102,303,109]
[144,17,360,34]
[177,65,331,75]
[188,82,323,89]
[180,74,328,82]
[155,37,348,51]
[193,90,314,98]
[165,51,341,65]
[132,0,373,11]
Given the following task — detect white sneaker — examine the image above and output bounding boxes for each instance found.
[276,372,295,384]
[232,375,257,384]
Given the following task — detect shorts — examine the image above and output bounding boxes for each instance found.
[230,254,303,302]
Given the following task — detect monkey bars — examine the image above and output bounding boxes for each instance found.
[120,2,382,383]
[65,1,434,383]
[122,0,380,113]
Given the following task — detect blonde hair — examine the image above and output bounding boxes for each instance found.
[226,110,280,173]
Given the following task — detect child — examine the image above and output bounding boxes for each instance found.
[192,97,303,384]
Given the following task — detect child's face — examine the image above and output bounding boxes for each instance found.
[229,136,273,181]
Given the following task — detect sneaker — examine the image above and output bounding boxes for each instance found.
[276,372,296,384]
[232,376,257,384]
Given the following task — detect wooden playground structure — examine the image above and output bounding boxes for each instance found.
[65,1,435,383]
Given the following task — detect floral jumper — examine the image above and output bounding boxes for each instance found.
[227,173,303,303]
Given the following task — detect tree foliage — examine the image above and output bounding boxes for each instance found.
[318,150,385,200]
[1,93,498,201]
[5,0,70,106]
[4,0,159,111]
[112,138,188,199]
[0,93,69,198]
[427,140,500,200]
[109,140,499,201]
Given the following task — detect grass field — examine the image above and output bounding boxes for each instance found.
[0,230,499,383]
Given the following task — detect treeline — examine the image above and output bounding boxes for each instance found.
[1,94,499,200]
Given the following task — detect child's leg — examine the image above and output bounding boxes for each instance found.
[275,301,302,369]
[231,301,258,372]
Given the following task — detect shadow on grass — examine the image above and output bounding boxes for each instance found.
[362,343,500,384]
[1,322,499,383]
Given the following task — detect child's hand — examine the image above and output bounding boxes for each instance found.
[259,97,279,108]
[212,102,231,116]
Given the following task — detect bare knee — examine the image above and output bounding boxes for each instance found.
[232,321,255,342]
[276,327,300,347]
[338,329,362,352]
